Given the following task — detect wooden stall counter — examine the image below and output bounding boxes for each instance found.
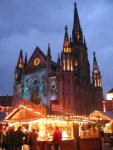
[60,139,76,150]
[78,138,102,150]
[37,139,76,150]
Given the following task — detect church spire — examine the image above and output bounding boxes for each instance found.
[46,43,51,73]
[72,2,83,43]
[83,36,87,48]
[24,52,27,66]
[92,52,102,87]
[63,26,71,53]
[15,49,24,83]
[17,49,24,69]
[57,53,60,64]
[47,43,51,59]
[62,26,73,71]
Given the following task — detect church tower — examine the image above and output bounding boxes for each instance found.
[56,2,103,114]
[92,52,103,111]
[57,26,76,113]
[72,2,90,87]
[13,50,24,103]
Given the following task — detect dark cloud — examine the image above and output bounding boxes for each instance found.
[0,0,113,98]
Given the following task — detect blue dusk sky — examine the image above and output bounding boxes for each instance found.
[0,0,113,98]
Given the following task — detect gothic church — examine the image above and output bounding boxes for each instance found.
[13,3,103,115]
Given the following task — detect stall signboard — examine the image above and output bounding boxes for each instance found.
[51,104,63,112]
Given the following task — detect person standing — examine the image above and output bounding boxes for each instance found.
[6,126,16,150]
[15,126,25,150]
[53,126,62,150]
[0,126,6,150]
[29,128,38,150]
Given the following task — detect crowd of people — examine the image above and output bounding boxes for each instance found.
[0,125,38,150]
[0,125,62,150]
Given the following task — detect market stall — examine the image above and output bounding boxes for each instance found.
[89,110,113,144]
[74,110,112,150]
[78,121,102,150]
[4,99,78,150]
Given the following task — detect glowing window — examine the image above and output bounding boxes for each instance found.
[75,59,78,66]
[67,59,70,70]
[71,60,73,71]
[63,60,66,70]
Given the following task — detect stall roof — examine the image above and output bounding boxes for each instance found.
[89,111,113,121]
[5,99,46,122]
[4,99,90,123]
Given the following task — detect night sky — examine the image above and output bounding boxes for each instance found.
[0,0,113,98]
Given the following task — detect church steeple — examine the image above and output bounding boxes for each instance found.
[15,49,24,83]
[17,49,24,69]
[47,43,51,59]
[62,26,73,71]
[72,2,83,43]
[83,36,87,48]
[63,26,71,53]
[92,52,102,87]
[24,52,27,66]
[57,53,60,64]
[46,43,51,73]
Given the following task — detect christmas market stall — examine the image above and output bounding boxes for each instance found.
[89,110,113,143]
[4,99,77,150]
[74,112,102,150]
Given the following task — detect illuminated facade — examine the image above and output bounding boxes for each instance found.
[13,3,103,115]
[106,88,113,100]
[102,89,113,112]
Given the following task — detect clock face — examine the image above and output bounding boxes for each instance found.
[33,57,40,66]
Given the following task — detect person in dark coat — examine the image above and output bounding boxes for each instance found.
[15,126,25,150]
[29,128,38,150]
[24,127,31,145]
[53,126,62,150]
[0,126,6,150]
[7,126,16,150]
[5,126,12,150]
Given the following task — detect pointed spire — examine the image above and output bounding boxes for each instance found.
[70,35,72,43]
[93,52,98,70]
[84,36,86,44]
[72,2,83,43]
[92,52,102,87]
[57,53,60,64]
[83,36,87,48]
[24,52,27,66]
[63,26,71,53]
[17,49,24,69]
[47,43,51,59]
